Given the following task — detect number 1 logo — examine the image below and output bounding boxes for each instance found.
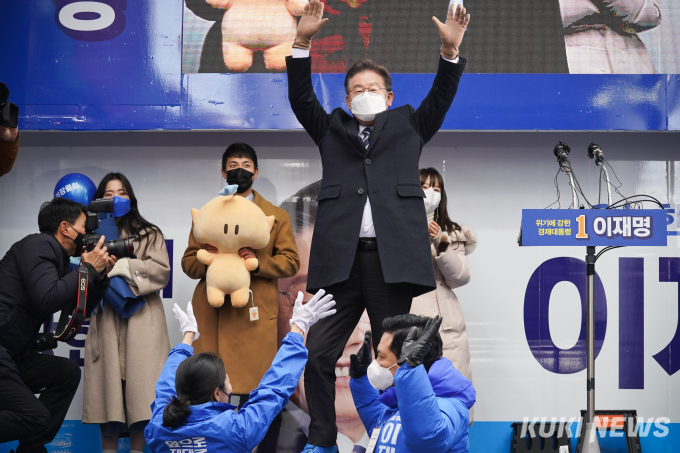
[576,214,589,239]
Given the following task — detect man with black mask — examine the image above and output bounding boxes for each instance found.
[0,197,115,453]
[182,142,300,415]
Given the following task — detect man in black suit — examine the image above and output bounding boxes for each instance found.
[285,1,469,452]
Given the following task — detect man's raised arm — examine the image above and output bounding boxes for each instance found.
[412,4,470,144]
[286,0,331,145]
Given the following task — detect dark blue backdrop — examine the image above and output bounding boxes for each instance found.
[2,0,679,131]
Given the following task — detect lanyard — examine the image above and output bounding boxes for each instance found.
[366,411,400,453]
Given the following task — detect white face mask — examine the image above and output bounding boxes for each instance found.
[423,187,441,222]
[367,360,398,390]
[350,92,387,122]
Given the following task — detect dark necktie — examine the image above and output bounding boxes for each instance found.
[361,127,372,150]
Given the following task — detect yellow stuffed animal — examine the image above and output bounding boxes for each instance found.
[191,185,275,308]
[205,0,308,71]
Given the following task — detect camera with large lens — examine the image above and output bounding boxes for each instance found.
[82,232,136,258]
[84,198,137,259]
[0,82,19,129]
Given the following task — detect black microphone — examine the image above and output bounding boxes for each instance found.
[587,142,604,166]
[553,141,571,164]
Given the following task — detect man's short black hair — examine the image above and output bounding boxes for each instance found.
[344,59,392,95]
[38,198,87,234]
[382,314,443,372]
[222,142,258,171]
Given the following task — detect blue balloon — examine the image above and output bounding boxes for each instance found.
[54,173,97,207]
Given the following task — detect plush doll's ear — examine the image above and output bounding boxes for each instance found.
[191,208,199,224]
[266,215,275,232]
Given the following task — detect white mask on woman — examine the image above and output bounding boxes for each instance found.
[423,187,441,222]
[367,360,398,390]
[350,92,387,122]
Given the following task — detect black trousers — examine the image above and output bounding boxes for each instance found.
[305,247,413,446]
[0,352,81,453]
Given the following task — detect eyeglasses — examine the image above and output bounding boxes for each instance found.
[350,87,388,97]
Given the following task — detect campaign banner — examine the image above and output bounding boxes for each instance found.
[521,209,668,247]
[1,1,680,130]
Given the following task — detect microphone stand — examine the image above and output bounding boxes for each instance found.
[582,245,601,453]
[601,165,612,208]
[565,164,579,209]
[553,141,600,453]
[588,143,612,207]
[554,141,579,209]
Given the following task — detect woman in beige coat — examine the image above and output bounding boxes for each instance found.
[83,173,170,453]
[410,167,477,422]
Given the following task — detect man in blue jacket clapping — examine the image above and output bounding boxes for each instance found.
[349,315,475,453]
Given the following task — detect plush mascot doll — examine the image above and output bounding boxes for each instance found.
[189,0,308,72]
[191,185,275,308]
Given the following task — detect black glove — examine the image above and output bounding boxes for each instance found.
[398,316,443,367]
[349,331,372,379]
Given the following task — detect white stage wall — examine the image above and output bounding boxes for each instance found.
[1,130,678,451]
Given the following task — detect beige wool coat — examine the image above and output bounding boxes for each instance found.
[82,230,171,427]
[410,227,476,422]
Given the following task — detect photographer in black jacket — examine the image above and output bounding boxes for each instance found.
[0,198,115,453]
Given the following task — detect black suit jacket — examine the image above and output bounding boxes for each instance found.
[286,55,465,297]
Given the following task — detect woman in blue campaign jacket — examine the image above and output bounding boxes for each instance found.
[144,290,336,453]
[349,315,476,453]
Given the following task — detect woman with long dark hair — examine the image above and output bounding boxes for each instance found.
[410,167,477,423]
[145,293,336,452]
[82,172,171,453]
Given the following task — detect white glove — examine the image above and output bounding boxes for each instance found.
[173,302,200,340]
[107,258,136,286]
[289,289,336,334]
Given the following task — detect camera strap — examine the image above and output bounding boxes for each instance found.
[54,266,89,342]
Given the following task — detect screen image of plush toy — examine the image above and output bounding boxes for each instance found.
[197,0,308,72]
[191,185,275,308]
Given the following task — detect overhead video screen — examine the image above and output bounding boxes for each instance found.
[182,0,680,74]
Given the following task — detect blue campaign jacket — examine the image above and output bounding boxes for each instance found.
[145,332,307,453]
[350,358,476,453]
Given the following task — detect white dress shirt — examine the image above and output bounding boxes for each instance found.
[357,124,376,238]
[291,47,459,238]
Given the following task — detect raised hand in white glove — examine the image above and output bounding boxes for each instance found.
[289,289,336,334]
[173,301,200,340]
